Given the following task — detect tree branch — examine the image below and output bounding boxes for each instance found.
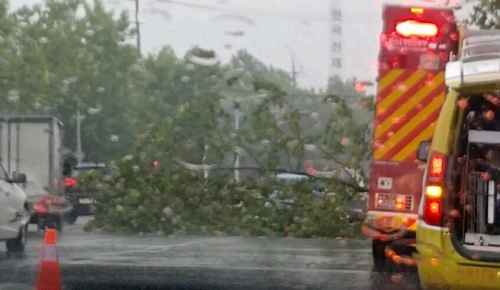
[206,166,368,192]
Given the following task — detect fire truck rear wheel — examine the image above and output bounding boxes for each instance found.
[372,239,390,272]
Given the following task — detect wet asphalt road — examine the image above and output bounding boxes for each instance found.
[0,217,421,290]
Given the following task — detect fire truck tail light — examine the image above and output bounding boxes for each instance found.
[395,197,404,210]
[410,7,424,14]
[375,193,413,210]
[396,20,438,38]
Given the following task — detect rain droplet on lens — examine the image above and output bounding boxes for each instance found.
[7,89,20,102]
[305,144,317,151]
[188,55,221,67]
[224,30,245,37]
[212,14,255,25]
[87,107,102,115]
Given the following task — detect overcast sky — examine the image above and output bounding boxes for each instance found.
[11,0,474,91]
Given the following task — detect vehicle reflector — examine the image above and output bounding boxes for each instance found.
[396,20,438,38]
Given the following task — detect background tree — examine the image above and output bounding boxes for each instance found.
[469,0,500,29]
[1,0,373,237]
[5,0,140,161]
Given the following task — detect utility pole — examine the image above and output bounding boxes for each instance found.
[135,0,142,57]
[74,110,86,164]
[290,54,304,88]
[234,108,240,182]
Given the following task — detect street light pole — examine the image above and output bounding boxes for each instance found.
[223,93,267,183]
[75,110,85,163]
[203,144,209,179]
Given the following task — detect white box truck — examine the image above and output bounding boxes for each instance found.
[0,116,70,231]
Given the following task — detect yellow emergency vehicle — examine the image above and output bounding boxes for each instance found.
[417,28,500,290]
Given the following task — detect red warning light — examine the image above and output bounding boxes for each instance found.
[396,20,438,38]
[355,82,367,92]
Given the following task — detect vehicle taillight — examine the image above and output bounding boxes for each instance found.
[422,152,446,226]
[64,177,77,188]
[429,154,445,179]
[395,197,404,210]
[36,204,47,213]
[396,20,438,38]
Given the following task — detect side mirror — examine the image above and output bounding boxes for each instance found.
[348,211,366,223]
[10,172,26,184]
[417,141,432,162]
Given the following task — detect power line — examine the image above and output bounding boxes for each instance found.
[153,0,380,22]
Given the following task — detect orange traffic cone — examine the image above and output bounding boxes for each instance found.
[36,229,61,290]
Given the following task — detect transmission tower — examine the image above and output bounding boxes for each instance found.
[330,0,343,80]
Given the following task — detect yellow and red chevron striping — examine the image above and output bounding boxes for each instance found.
[373,69,446,162]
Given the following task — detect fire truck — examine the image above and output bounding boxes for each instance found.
[361,4,460,271]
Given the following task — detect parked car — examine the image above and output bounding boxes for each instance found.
[63,162,106,224]
[0,164,30,254]
[346,193,368,223]
[265,173,329,209]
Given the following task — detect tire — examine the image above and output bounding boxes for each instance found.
[6,223,27,254]
[64,210,78,225]
[54,215,63,232]
[47,214,63,232]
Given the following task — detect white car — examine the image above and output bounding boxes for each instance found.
[265,173,328,209]
[0,164,30,254]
